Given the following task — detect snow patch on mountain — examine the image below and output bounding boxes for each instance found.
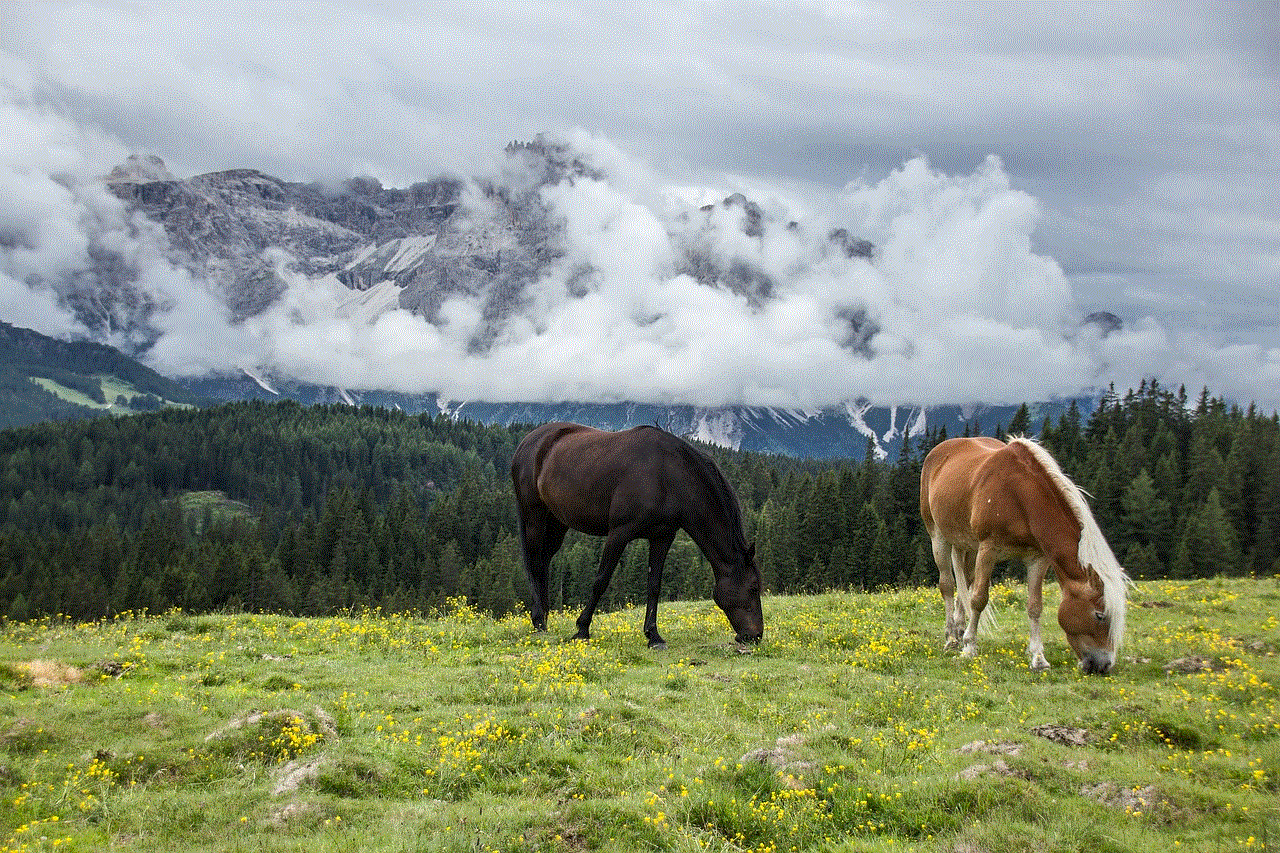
[692,409,743,450]
[384,235,439,274]
[336,279,403,323]
[907,407,928,439]
[241,367,279,395]
[841,401,887,459]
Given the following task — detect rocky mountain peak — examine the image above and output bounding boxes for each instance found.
[105,154,175,184]
[1083,311,1123,337]
[73,139,878,371]
[505,134,607,186]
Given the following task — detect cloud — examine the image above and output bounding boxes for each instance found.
[122,134,1278,412]
[2,3,1278,412]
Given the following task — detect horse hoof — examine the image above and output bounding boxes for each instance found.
[944,638,960,651]
[568,631,590,643]
[1030,657,1050,671]
[648,640,667,651]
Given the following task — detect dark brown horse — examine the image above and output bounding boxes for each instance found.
[920,436,1129,674]
[511,422,764,648]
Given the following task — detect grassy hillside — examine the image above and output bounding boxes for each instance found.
[0,322,204,428]
[1,578,1276,852]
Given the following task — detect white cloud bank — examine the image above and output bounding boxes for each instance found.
[92,136,1280,410]
[3,48,1277,411]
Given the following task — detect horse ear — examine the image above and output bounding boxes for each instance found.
[746,542,756,560]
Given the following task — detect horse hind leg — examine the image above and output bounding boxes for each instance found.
[519,511,565,633]
[932,536,962,650]
[1025,556,1051,670]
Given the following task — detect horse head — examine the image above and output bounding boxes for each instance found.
[713,542,764,644]
[1057,578,1116,674]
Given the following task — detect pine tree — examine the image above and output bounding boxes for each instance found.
[1007,403,1032,437]
[1183,433,1225,506]
[1181,489,1242,577]
[1119,470,1174,562]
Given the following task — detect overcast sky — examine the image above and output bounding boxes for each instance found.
[2,1,1278,409]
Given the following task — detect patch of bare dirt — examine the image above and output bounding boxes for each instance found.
[1081,781,1166,815]
[205,706,338,744]
[739,732,815,777]
[956,758,1029,781]
[272,757,326,796]
[266,802,321,828]
[97,660,125,678]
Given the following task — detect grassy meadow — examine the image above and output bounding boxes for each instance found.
[0,577,1276,853]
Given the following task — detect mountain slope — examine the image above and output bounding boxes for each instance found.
[2,320,1093,458]
[178,371,1094,460]
[0,322,206,428]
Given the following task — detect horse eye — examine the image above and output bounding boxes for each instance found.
[1094,611,1107,622]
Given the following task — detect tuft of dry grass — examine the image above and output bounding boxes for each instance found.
[19,660,84,688]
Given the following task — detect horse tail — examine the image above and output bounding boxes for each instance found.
[1007,437,1130,651]
[950,548,999,634]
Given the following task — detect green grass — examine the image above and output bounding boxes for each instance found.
[28,375,191,415]
[174,492,255,530]
[1,579,1276,852]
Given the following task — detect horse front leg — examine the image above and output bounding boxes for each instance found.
[959,542,995,659]
[573,530,630,642]
[1025,556,1050,670]
[642,534,675,650]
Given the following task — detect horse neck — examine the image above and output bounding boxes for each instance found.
[1042,532,1091,589]
[687,520,743,574]
[677,446,746,573]
[1017,440,1128,648]
[1022,476,1101,596]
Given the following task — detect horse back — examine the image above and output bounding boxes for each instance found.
[514,423,682,536]
[921,437,1063,556]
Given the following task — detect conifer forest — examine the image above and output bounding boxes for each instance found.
[1,381,1277,623]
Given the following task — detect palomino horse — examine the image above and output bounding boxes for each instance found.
[920,436,1128,674]
[511,422,764,648]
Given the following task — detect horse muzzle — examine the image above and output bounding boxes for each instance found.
[1078,650,1115,675]
[735,631,762,645]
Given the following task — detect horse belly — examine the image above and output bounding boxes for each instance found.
[535,472,611,535]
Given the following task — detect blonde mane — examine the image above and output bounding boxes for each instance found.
[1007,436,1130,651]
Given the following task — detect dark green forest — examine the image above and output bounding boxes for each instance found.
[1,380,1277,623]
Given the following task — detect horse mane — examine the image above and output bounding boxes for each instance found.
[672,435,749,553]
[1006,436,1130,651]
